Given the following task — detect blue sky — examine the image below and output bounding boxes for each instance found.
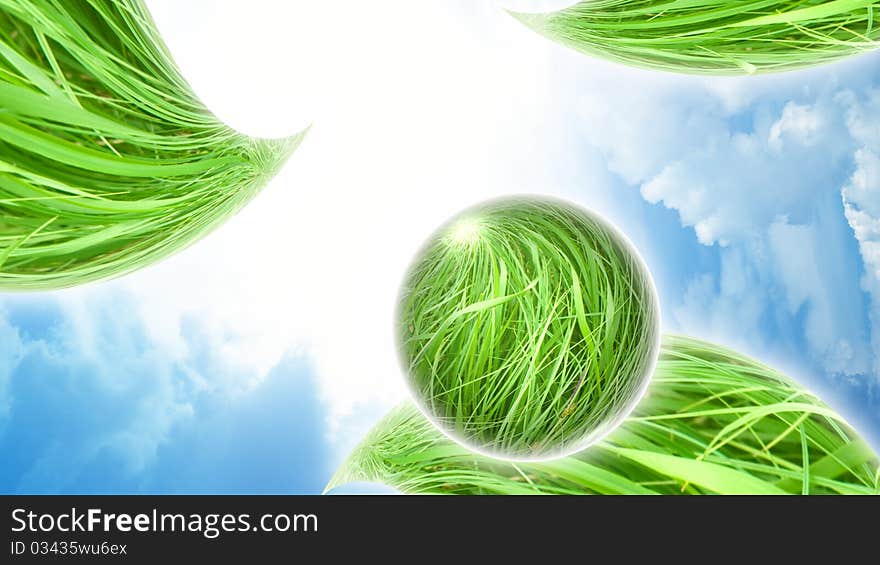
[0,295,329,494]
[2,2,880,493]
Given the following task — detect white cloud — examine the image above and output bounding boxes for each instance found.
[768,102,824,150]
[0,294,198,489]
[0,293,334,492]
[0,313,22,428]
[841,93,880,379]
[673,250,767,353]
[767,217,868,376]
[566,58,880,381]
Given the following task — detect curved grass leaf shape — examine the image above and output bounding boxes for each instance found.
[328,336,880,495]
[512,1,880,75]
[0,0,304,290]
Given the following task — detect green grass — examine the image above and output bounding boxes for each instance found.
[329,336,880,494]
[398,197,660,460]
[512,1,880,75]
[0,0,304,290]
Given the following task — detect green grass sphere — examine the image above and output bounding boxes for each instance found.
[397,196,660,460]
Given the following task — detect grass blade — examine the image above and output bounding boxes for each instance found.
[512,1,880,75]
[329,336,880,495]
[0,0,305,290]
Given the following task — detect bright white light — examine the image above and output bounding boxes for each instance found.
[133,0,598,451]
[448,218,484,246]
[146,0,336,137]
[495,0,581,13]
